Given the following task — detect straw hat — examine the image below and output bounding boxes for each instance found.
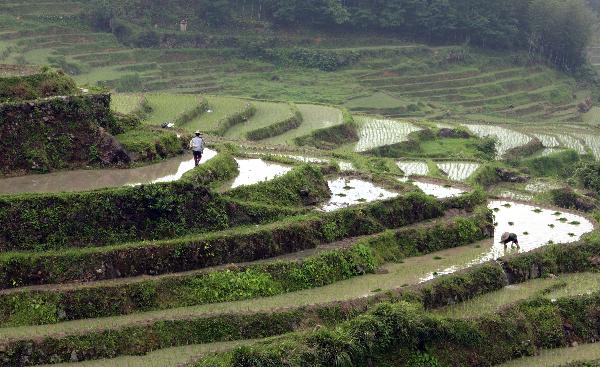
[500,232,510,243]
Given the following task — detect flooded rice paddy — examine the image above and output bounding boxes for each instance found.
[533,133,560,148]
[422,200,594,281]
[407,180,465,199]
[0,149,218,194]
[465,124,531,158]
[436,161,479,181]
[229,159,292,189]
[321,178,398,212]
[397,161,429,176]
[355,118,421,152]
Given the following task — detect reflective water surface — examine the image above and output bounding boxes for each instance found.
[0,149,217,194]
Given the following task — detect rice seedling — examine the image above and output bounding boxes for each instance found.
[397,161,429,176]
[355,118,422,152]
[465,124,531,158]
[533,133,560,148]
[576,133,600,159]
[556,134,586,154]
[436,162,480,181]
[111,93,144,114]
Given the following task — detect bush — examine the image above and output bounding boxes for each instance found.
[116,127,184,161]
[268,48,360,71]
[0,70,77,103]
[523,149,580,177]
[225,165,331,207]
[575,160,600,193]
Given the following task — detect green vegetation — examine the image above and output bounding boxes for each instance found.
[115,127,185,161]
[0,68,76,103]
[2,1,600,366]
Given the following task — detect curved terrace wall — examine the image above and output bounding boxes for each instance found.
[0,93,129,175]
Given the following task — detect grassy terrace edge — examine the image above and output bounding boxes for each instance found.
[0,209,493,327]
[0,190,486,288]
[0,154,337,251]
[3,230,600,365]
[195,234,600,367]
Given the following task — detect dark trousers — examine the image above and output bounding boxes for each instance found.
[193,150,203,166]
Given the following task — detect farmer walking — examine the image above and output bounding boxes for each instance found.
[189,131,204,167]
[500,232,519,248]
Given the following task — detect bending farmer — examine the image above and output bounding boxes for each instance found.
[500,232,519,248]
[189,131,205,167]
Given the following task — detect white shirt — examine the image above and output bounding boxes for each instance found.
[190,136,204,152]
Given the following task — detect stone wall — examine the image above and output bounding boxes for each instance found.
[0,93,129,175]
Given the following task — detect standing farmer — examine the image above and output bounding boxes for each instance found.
[189,131,204,167]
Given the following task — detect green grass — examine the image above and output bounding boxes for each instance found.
[143,93,201,126]
[417,137,486,159]
[0,240,492,340]
[224,101,293,139]
[345,92,412,109]
[497,342,600,367]
[183,95,249,133]
[263,104,343,145]
[111,93,143,115]
[38,340,255,367]
[435,272,600,319]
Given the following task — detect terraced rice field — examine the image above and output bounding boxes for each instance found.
[436,162,480,181]
[0,149,216,194]
[355,117,421,152]
[577,133,600,159]
[322,178,398,212]
[437,272,600,318]
[263,104,343,145]
[111,94,144,115]
[410,180,465,199]
[224,101,293,139]
[465,124,531,158]
[422,200,594,281]
[229,159,292,188]
[556,134,587,154]
[488,201,594,258]
[186,96,251,133]
[397,161,429,176]
[533,133,560,148]
[143,94,203,126]
[498,342,600,367]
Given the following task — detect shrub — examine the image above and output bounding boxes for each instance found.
[523,149,580,177]
[575,160,600,193]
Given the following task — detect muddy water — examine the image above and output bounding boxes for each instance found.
[421,200,595,281]
[321,178,398,212]
[0,149,217,194]
[229,159,292,189]
[411,181,465,199]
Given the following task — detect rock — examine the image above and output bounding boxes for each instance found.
[571,341,579,347]
[589,256,600,266]
[96,128,131,166]
[496,168,529,183]
[70,350,78,362]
